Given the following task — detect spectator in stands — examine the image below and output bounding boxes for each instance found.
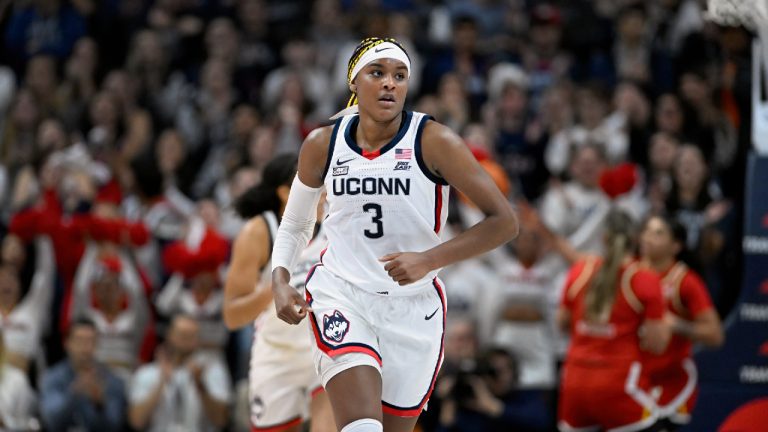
[0,329,37,431]
[443,317,481,376]
[540,144,611,256]
[679,68,737,170]
[101,68,153,165]
[435,73,470,132]
[646,132,681,213]
[545,83,628,176]
[233,0,279,103]
[71,243,150,383]
[40,317,126,432]
[83,91,122,159]
[195,104,261,207]
[665,144,732,303]
[1,88,41,170]
[129,314,231,432]
[419,317,480,431]
[24,55,61,117]
[4,0,87,63]
[157,223,229,361]
[181,57,240,166]
[36,116,71,157]
[492,226,559,390]
[262,37,331,123]
[125,29,173,122]
[0,235,55,373]
[483,63,550,201]
[57,37,98,130]
[613,4,653,85]
[614,81,653,167]
[654,93,686,137]
[156,128,192,194]
[521,3,571,106]
[422,14,489,106]
[433,348,551,432]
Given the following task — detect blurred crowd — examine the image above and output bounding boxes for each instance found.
[0,0,754,431]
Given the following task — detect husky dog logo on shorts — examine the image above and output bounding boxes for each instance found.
[323,310,350,343]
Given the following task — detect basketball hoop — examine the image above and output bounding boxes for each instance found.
[707,0,768,154]
[706,0,768,30]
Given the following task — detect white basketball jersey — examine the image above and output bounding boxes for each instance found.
[252,215,325,351]
[322,111,449,295]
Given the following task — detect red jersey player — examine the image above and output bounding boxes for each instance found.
[557,210,671,432]
[638,215,724,431]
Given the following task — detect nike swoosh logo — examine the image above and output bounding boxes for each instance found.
[336,157,355,165]
[374,47,392,53]
[425,308,439,320]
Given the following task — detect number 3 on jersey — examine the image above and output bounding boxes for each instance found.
[363,203,383,239]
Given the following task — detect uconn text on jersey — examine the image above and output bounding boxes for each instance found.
[331,177,411,196]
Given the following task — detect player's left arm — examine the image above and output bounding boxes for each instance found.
[381,120,518,285]
[223,218,273,329]
[668,273,724,348]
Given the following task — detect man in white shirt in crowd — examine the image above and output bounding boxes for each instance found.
[129,313,231,432]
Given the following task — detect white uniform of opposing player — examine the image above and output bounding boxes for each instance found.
[249,211,326,430]
[306,111,448,416]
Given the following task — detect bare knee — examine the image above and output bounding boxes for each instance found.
[325,365,383,427]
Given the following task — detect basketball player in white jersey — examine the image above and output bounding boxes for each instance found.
[223,154,334,432]
[270,37,519,432]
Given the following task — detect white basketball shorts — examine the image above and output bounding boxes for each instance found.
[249,338,323,430]
[304,264,446,417]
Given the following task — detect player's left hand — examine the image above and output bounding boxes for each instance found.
[380,252,432,285]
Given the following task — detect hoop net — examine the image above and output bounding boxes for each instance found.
[706,0,768,30]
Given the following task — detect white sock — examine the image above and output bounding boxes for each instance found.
[340,418,383,432]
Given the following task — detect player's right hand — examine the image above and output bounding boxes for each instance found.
[273,281,312,325]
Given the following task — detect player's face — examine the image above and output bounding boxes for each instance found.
[353,58,409,122]
[640,217,678,261]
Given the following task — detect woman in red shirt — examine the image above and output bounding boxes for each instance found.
[638,215,724,430]
[557,210,670,432]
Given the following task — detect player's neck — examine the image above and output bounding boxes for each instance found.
[356,111,403,152]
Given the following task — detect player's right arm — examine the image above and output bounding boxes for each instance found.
[222,217,273,329]
[271,126,332,325]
